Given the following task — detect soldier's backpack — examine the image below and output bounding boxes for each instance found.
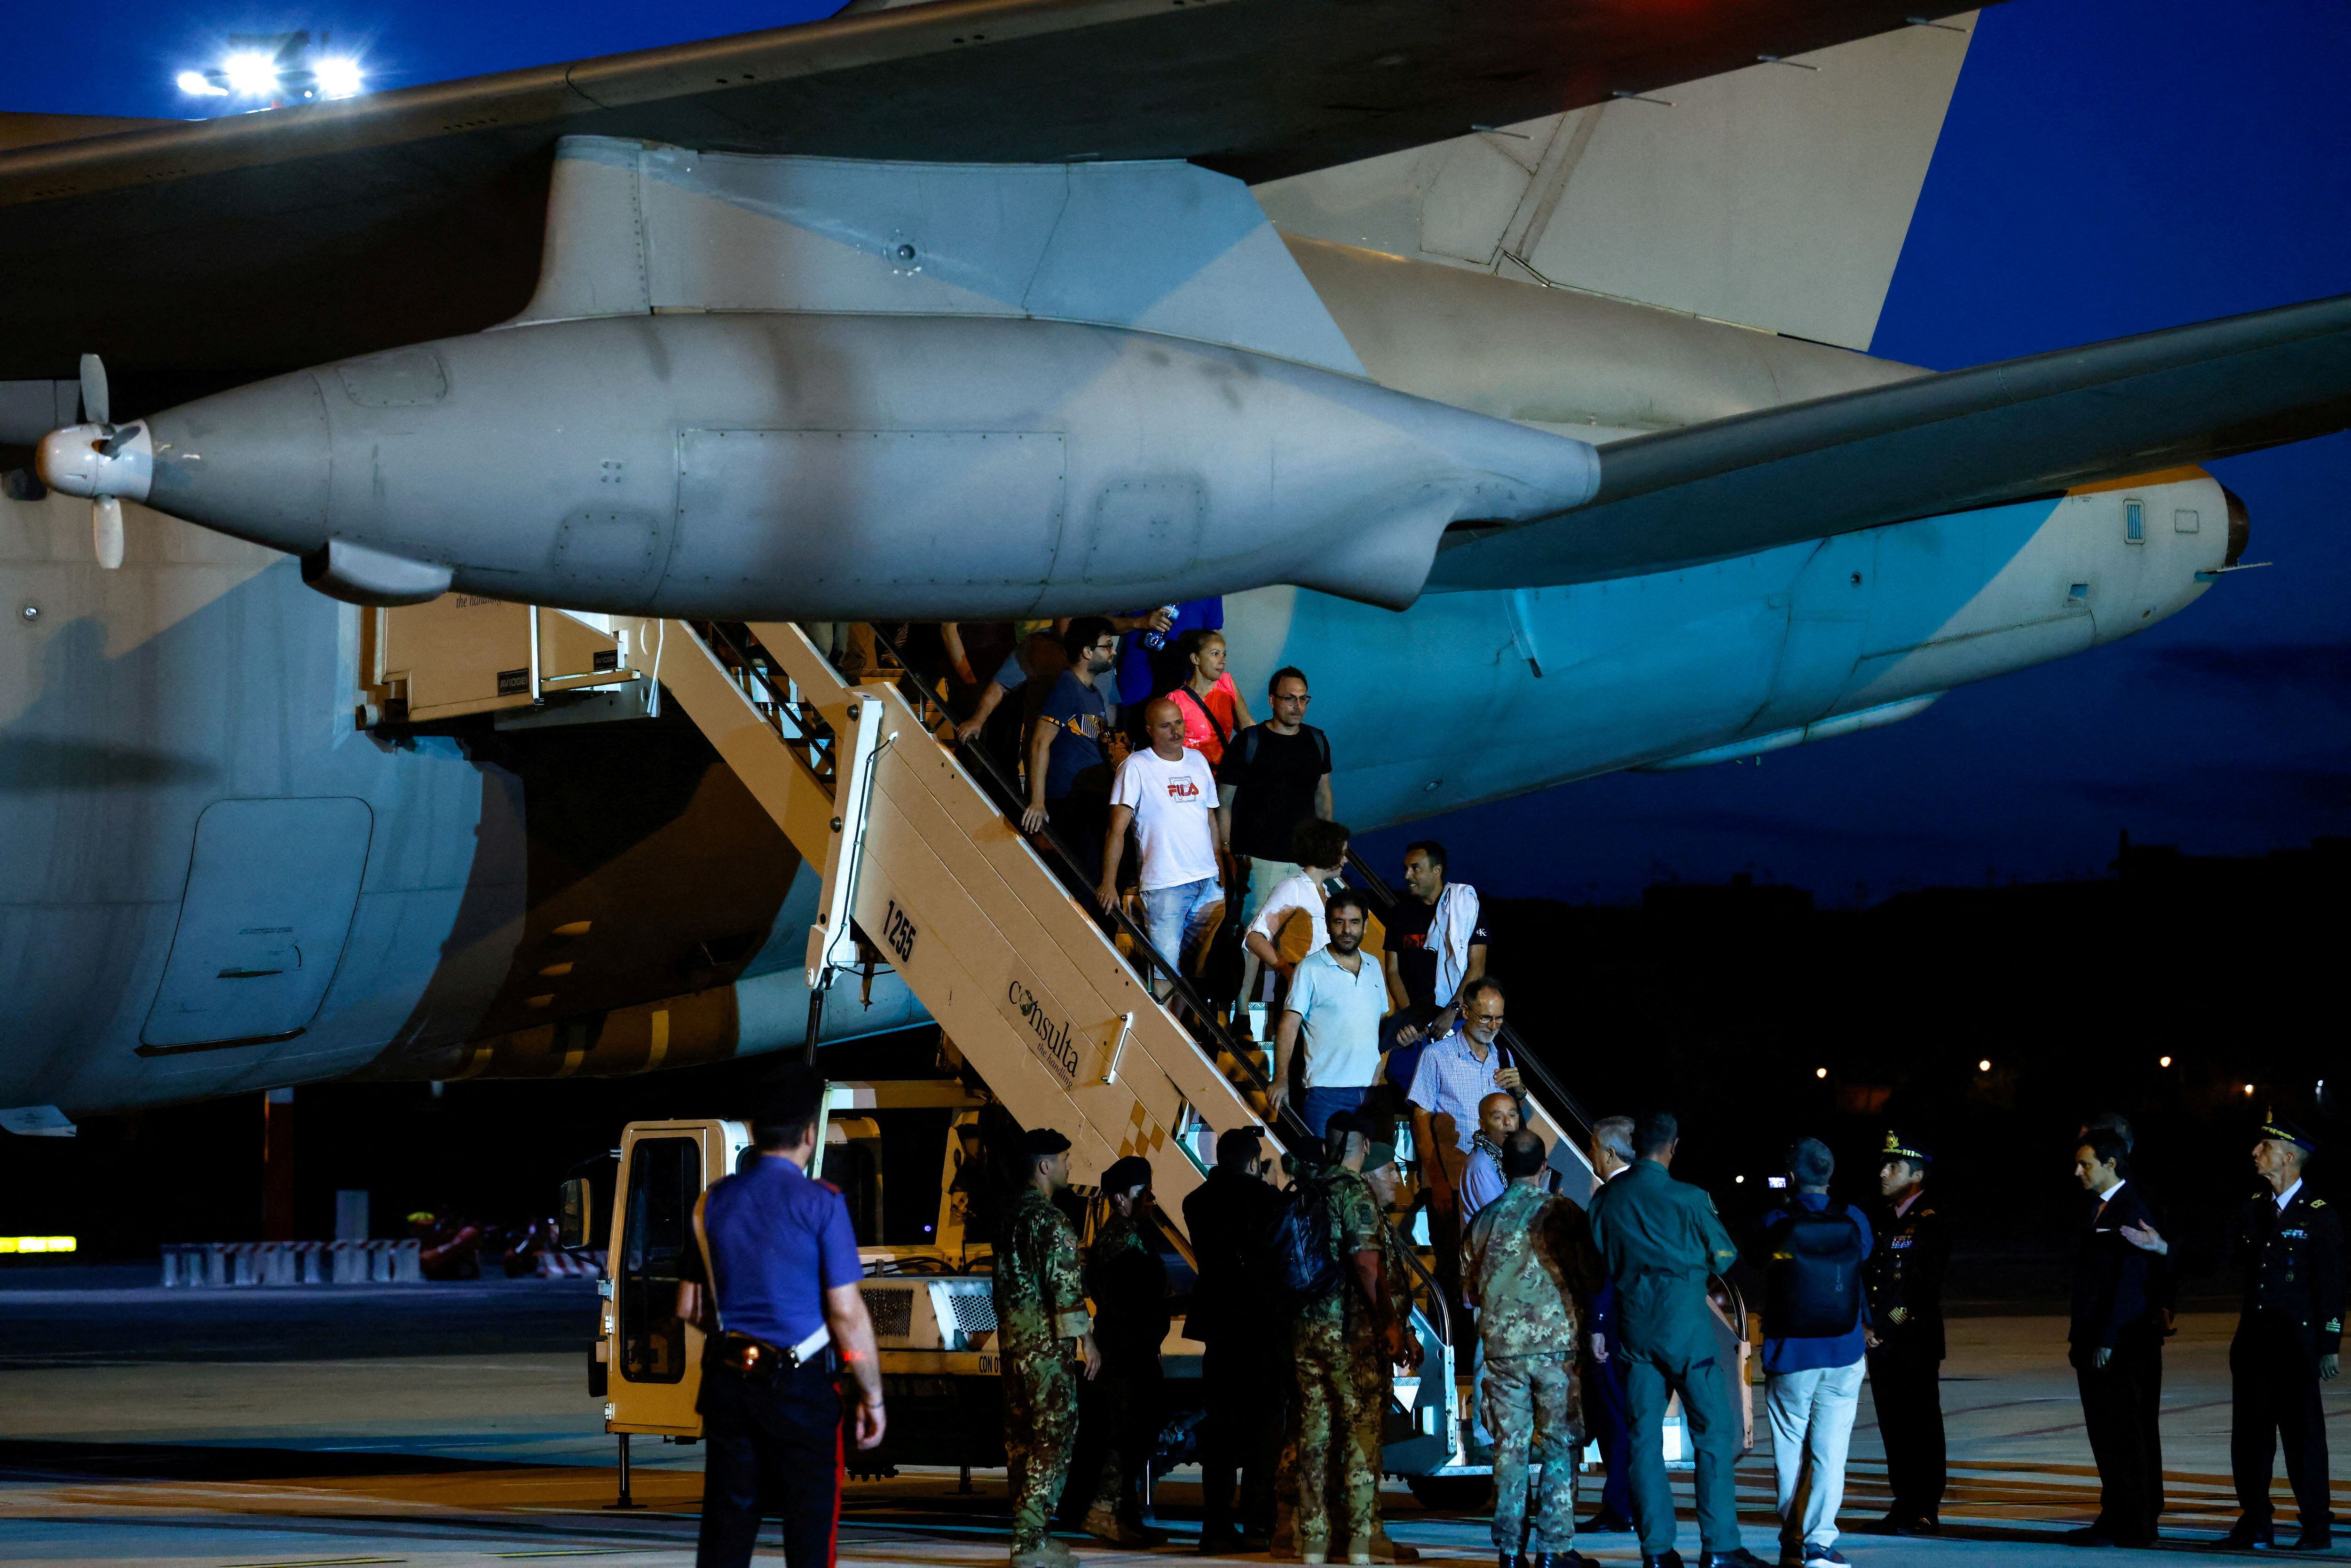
[1765,1203,1868,1338]
[1268,1174,1346,1309]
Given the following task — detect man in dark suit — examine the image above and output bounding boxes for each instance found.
[2067,1128,2166,1547]
[1181,1126,1284,1552]
[1578,1116,1639,1536]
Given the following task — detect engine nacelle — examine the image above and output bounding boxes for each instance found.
[61,311,1597,619]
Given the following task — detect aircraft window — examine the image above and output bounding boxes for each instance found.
[2123,500,2145,544]
[2174,509,2200,534]
[618,1135,699,1384]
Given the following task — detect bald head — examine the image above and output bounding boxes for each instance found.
[1144,696,1187,756]
[1478,1092,1520,1143]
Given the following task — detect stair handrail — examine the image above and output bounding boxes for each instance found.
[694,619,1448,1342]
[947,727,1325,1156]
[1341,848,1596,1146]
[944,697,1454,1347]
[695,619,1323,1161]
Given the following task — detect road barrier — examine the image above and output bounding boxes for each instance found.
[159,1239,423,1286]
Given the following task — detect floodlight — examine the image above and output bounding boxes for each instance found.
[222,51,280,96]
[177,70,229,96]
[315,57,363,97]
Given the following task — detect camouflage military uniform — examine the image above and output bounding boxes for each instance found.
[994,1187,1093,1552]
[1462,1181,1599,1556]
[1293,1166,1387,1554]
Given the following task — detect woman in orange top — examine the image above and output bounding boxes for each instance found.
[1166,628,1254,766]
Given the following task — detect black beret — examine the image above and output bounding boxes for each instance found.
[1101,1155,1152,1193]
[1023,1127,1073,1157]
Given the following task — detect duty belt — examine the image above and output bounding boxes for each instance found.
[716,1323,832,1381]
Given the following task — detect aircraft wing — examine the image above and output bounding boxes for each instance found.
[0,0,1968,390]
[1426,292,2351,589]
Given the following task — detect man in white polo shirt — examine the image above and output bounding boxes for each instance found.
[1270,890,1387,1137]
[1099,696,1229,984]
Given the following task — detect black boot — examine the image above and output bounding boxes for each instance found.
[1640,1554,1685,1568]
[2219,1518,2272,1550]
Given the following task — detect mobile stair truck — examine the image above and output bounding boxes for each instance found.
[356,605,1747,1509]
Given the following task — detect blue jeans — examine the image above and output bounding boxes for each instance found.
[1299,1086,1368,1138]
[1141,875,1223,975]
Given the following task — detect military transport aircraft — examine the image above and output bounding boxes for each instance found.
[2,0,2345,1130]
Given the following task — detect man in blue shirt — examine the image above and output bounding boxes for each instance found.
[1749,1138,1873,1568]
[678,1078,884,1568]
[1023,616,1120,882]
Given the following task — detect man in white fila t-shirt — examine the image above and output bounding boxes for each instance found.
[1100,696,1231,982]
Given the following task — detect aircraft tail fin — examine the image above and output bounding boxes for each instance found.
[1252,15,1976,351]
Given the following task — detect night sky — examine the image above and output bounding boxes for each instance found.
[17,0,2351,906]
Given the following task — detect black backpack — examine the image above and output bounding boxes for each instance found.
[1266,1176,1345,1309]
[1765,1204,1867,1338]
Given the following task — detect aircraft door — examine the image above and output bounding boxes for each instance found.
[141,797,372,1050]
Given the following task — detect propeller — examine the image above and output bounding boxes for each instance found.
[79,351,109,426]
[66,354,135,569]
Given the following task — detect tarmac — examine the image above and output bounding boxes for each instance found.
[1,1265,2343,1567]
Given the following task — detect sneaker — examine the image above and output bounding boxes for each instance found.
[1014,1541,1082,1568]
[1803,1550,1848,1567]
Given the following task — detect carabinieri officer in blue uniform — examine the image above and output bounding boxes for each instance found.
[678,1077,886,1568]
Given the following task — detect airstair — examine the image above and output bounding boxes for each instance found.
[359,597,1730,1489]
[605,614,1286,1209]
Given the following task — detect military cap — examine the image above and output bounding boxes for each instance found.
[2258,1111,2318,1154]
[1100,1154,1152,1193]
[1363,1138,1398,1173]
[1022,1127,1073,1157]
[1882,1129,1933,1165]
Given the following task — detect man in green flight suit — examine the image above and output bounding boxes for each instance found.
[1294,1111,1416,1566]
[1079,1154,1170,1546]
[1463,1127,1602,1568]
[994,1127,1101,1568]
[1585,1111,1763,1568]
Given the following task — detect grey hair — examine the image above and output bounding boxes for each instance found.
[1593,1115,1635,1166]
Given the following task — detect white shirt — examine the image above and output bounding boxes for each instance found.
[1111,746,1220,890]
[1247,871,1328,956]
[2275,1177,2304,1211]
